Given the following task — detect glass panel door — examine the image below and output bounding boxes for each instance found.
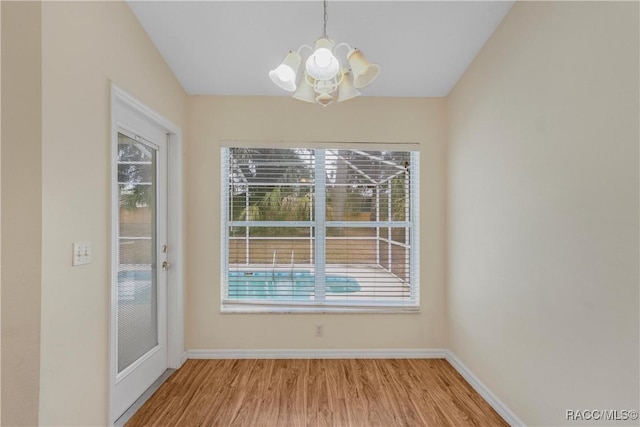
[111,90,170,424]
[117,133,158,373]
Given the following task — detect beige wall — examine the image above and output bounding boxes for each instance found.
[447,2,639,425]
[39,2,186,425]
[1,2,42,425]
[185,96,447,350]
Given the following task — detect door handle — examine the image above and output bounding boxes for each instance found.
[162,261,171,271]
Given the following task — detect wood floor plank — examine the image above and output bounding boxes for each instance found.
[376,359,430,426]
[306,359,333,427]
[126,359,508,427]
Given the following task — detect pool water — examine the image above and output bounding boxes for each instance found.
[118,269,152,303]
[228,271,360,300]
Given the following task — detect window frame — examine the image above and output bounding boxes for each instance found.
[220,143,420,314]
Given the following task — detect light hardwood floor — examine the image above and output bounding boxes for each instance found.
[126,359,508,426]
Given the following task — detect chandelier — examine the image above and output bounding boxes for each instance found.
[269,0,380,106]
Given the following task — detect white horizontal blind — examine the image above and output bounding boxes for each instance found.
[221,147,419,311]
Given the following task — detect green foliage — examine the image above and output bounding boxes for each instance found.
[228,148,411,234]
[261,187,283,219]
[234,186,313,236]
[121,185,152,211]
[391,175,409,221]
[239,204,263,222]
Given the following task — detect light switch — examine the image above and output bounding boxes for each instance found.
[72,242,92,266]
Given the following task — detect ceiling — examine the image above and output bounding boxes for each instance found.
[127,1,514,98]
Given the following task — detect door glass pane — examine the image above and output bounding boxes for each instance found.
[117,133,158,373]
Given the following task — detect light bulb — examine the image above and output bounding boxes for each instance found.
[312,48,333,68]
[305,50,340,81]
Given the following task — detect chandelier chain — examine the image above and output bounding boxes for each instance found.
[323,0,328,37]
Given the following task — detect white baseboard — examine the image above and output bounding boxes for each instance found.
[445,351,526,427]
[180,351,188,366]
[187,348,447,359]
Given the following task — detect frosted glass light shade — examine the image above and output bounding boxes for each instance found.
[347,49,380,88]
[305,38,340,81]
[292,75,317,103]
[269,51,302,92]
[337,69,361,103]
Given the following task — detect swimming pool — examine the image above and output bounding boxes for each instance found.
[118,268,152,302]
[228,270,361,300]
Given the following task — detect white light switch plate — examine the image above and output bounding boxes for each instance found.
[72,242,91,266]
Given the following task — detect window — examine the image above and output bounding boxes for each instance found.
[221,146,420,312]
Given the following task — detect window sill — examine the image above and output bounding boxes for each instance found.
[220,306,420,314]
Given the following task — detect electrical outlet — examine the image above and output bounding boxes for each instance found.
[72,242,92,266]
[314,324,324,337]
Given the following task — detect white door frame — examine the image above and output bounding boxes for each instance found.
[109,83,184,424]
